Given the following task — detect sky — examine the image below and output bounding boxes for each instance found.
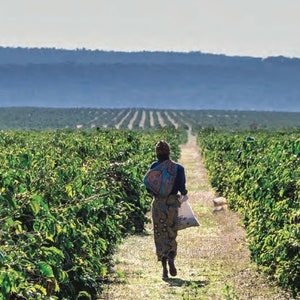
[1,0,300,58]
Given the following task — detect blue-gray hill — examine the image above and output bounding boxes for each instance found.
[0,47,299,112]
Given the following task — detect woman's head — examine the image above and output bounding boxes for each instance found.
[155,140,170,160]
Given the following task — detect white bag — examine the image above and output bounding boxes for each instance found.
[177,198,200,230]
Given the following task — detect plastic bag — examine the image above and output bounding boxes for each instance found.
[177,199,200,230]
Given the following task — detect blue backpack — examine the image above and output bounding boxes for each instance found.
[143,160,178,196]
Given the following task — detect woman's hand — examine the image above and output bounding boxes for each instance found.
[179,195,188,204]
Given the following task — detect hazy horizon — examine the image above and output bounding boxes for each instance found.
[1,0,300,59]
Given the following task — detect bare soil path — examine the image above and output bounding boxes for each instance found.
[100,134,291,299]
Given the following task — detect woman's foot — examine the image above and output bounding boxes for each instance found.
[162,258,168,278]
[168,258,177,276]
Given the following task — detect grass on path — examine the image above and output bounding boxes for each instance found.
[100,135,291,300]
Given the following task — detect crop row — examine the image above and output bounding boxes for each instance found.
[0,127,184,299]
[1,107,300,131]
[197,129,300,296]
[100,109,188,130]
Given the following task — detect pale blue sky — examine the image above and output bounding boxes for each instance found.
[1,0,300,58]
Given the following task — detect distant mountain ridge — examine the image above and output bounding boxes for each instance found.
[0,46,299,111]
[2,46,300,65]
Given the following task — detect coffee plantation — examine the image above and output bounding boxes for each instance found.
[0,125,299,298]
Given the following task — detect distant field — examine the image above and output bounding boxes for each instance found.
[0,107,299,131]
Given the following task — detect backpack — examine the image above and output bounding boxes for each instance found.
[143,160,178,196]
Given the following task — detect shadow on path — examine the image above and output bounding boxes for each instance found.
[162,277,209,288]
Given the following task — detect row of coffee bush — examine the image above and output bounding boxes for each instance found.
[0,127,184,299]
[197,129,299,296]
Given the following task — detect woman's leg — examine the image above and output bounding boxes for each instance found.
[152,197,169,261]
[165,195,179,276]
[152,195,179,276]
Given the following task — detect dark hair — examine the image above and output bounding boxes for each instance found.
[155,140,170,155]
[155,140,170,161]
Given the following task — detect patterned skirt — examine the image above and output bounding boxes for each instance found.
[151,194,179,261]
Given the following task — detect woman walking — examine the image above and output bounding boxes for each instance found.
[144,140,188,278]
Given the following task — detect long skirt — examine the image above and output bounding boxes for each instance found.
[152,194,179,261]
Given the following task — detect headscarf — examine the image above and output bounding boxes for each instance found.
[155,140,170,156]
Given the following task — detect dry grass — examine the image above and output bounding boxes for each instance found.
[99,134,292,300]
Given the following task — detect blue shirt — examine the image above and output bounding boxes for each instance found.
[150,160,188,196]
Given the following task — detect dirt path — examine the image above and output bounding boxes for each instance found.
[100,134,290,299]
